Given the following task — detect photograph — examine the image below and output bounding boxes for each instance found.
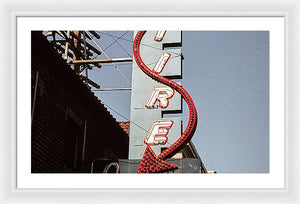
[31,30,269,174]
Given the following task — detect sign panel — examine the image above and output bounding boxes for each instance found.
[129,31,183,159]
[130,31,197,173]
[129,31,182,159]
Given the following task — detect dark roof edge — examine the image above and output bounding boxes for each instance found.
[31,31,125,134]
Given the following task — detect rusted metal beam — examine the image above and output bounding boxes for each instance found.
[70,31,101,55]
[84,31,92,40]
[64,30,70,60]
[47,31,99,71]
[50,41,73,58]
[91,88,131,91]
[83,31,88,86]
[80,75,100,89]
[58,38,101,69]
[58,41,93,57]
[88,31,100,39]
[73,30,80,73]
[51,42,100,69]
[50,35,94,71]
[59,31,94,57]
[67,57,132,64]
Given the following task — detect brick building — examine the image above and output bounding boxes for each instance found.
[31,31,129,173]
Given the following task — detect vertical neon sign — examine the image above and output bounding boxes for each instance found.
[130,31,197,173]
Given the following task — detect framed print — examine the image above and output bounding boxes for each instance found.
[17,16,283,188]
[1,0,299,203]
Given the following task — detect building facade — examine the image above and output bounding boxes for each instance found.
[31,32,129,173]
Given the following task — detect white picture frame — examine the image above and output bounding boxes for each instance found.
[1,0,299,203]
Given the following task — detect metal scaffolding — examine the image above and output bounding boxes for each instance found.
[45,30,133,89]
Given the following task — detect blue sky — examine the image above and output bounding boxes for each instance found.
[88,31,269,173]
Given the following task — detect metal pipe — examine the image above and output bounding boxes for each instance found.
[85,31,118,68]
[70,31,101,55]
[90,158,111,173]
[103,162,120,173]
[72,30,80,73]
[88,31,100,39]
[67,57,132,64]
[31,71,39,125]
[64,30,70,60]
[82,120,87,162]
[83,31,89,86]
[80,75,100,89]
[91,88,131,91]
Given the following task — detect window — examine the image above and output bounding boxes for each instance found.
[64,118,84,170]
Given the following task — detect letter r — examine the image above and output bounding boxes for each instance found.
[145,86,175,109]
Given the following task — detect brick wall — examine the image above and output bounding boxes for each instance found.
[31,32,128,173]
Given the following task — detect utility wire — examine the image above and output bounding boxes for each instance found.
[93,53,183,147]
[83,31,183,146]
[99,54,181,70]
[85,31,132,86]
[96,31,182,57]
[106,31,132,57]
[99,98,175,147]
[103,31,129,52]
[116,66,132,86]
[85,31,118,67]
[86,31,181,86]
